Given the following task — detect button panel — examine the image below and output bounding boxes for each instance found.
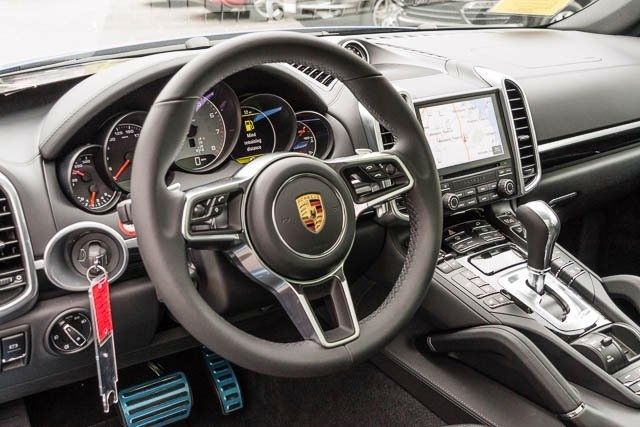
[0,328,29,371]
[440,264,512,307]
[345,160,410,204]
[188,193,231,234]
[439,160,517,213]
[444,220,506,255]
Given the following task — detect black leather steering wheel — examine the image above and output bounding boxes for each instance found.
[131,32,442,377]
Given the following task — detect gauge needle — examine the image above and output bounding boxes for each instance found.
[72,170,85,177]
[113,158,131,181]
[89,191,97,208]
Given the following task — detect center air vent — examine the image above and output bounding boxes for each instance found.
[379,125,397,150]
[504,80,539,191]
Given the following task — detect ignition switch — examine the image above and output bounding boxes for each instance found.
[69,233,120,277]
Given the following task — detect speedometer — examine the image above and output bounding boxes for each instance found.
[174,82,241,172]
[104,111,145,192]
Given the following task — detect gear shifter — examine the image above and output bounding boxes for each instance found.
[515,201,560,295]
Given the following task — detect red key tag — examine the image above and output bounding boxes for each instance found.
[87,265,119,413]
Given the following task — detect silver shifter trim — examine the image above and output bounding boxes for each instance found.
[499,267,604,334]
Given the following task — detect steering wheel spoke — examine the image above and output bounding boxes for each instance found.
[228,242,359,348]
[181,177,248,247]
[326,152,415,217]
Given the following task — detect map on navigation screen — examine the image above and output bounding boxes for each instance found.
[419,96,505,170]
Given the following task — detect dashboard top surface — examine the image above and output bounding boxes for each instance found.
[0,27,638,259]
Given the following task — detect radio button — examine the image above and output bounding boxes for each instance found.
[459,197,478,208]
[478,194,492,203]
[477,181,498,193]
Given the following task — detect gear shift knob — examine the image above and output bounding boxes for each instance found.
[515,201,560,294]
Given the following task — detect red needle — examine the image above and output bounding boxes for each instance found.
[72,170,85,177]
[89,191,97,208]
[113,158,131,181]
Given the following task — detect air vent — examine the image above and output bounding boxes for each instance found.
[505,80,538,189]
[379,125,397,150]
[0,190,26,294]
[0,175,36,322]
[290,64,336,87]
[341,40,370,63]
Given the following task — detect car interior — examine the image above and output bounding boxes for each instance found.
[3,0,640,426]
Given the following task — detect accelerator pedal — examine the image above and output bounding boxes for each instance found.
[118,372,192,427]
[202,347,244,414]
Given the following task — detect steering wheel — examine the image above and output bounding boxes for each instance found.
[131,32,442,377]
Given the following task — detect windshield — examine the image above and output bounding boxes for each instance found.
[1,0,596,70]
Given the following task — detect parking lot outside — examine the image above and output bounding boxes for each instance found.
[0,0,373,68]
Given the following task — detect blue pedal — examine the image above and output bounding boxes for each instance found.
[202,347,244,414]
[118,372,192,427]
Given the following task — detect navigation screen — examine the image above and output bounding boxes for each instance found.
[418,96,506,170]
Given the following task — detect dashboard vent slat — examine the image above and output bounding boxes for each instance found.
[290,63,336,87]
[505,80,538,190]
[0,189,27,292]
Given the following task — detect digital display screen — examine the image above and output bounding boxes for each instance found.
[418,95,507,171]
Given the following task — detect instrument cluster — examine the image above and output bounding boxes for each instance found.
[59,82,335,213]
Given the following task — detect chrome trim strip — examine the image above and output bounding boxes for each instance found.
[0,172,38,320]
[549,192,578,208]
[539,120,640,154]
[560,403,586,420]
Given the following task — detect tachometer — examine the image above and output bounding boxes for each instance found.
[104,111,145,192]
[63,145,120,213]
[174,82,241,172]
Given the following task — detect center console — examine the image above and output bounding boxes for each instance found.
[374,77,640,422]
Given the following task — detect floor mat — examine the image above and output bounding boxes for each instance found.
[26,349,444,427]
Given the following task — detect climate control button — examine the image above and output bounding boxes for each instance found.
[442,193,460,211]
[497,179,516,197]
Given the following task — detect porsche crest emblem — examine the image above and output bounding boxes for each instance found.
[295,193,325,234]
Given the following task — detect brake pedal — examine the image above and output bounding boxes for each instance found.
[118,372,192,427]
[202,347,244,414]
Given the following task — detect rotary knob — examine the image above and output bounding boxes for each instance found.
[442,193,460,211]
[497,179,516,197]
[48,311,92,354]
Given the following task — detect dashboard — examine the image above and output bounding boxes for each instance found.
[0,27,640,403]
[58,82,334,213]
